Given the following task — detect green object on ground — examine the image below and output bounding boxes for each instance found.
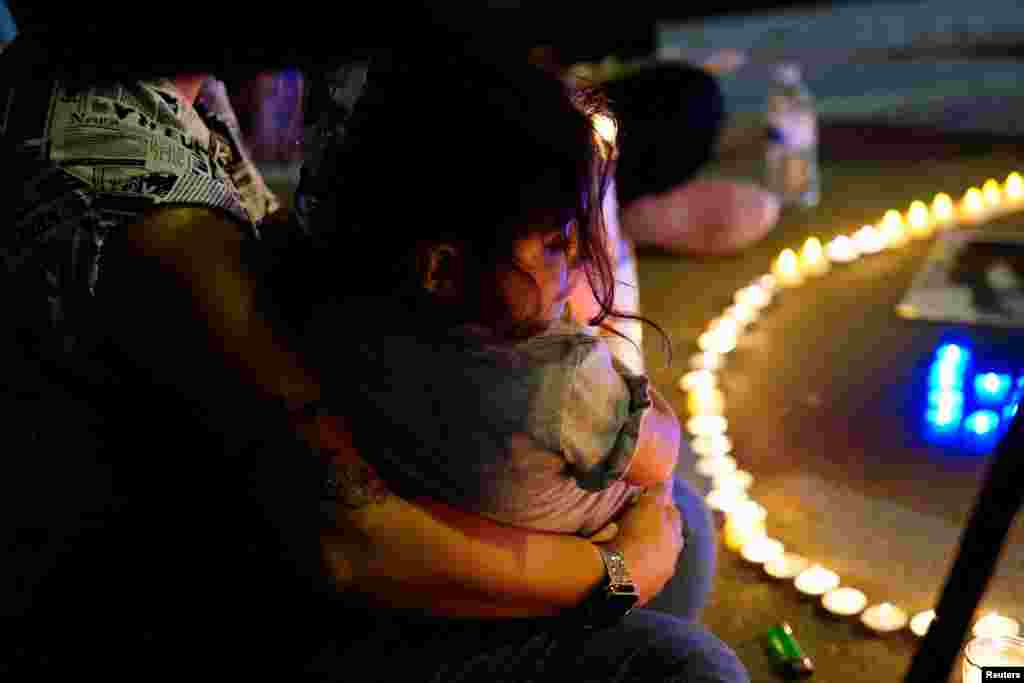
[764,623,815,679]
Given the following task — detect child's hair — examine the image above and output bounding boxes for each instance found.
[310,49,668,360]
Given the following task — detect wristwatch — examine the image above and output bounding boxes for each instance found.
[578,546,640,629]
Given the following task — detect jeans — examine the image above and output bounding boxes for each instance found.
[312,476,748,683]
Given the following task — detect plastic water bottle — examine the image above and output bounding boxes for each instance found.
[764,63,819,208]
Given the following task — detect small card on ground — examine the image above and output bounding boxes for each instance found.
[898,229,1024,328]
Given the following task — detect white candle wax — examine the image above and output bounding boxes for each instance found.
[825,235,860,263]
[689,351,724,371]
[822,587,868,616]
[973,613,1021,638]
[764,553,810,579]
[696,455,737,478]
[861,602,908,633]
[740,537,784,564]
[705,487,749,514]
[712,469,754,493]
[910,610,936,637]
[691,433,732,457]
[794,565,840,596]
[686,415,728,437]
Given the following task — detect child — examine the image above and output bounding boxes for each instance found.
[305,51,681,539]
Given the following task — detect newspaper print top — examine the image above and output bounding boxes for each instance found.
[1,77,253,361]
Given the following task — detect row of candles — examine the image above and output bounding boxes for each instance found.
[679,173,1024,638]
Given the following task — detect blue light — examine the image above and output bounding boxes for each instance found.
[929,361,965,389]
[928,389,964,410]
[936,344,968,366]
[926,402,963,430]
[964,410,1000,436]
[974,372,1012,404]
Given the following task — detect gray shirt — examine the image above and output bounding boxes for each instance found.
[342,320,649,536]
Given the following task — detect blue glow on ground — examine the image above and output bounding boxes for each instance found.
[974,372,1012,404]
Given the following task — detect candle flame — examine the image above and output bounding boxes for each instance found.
[931,193,955,223]
[963,187,985,215]
[1006,172,1024,200]
[983,178,1003,206]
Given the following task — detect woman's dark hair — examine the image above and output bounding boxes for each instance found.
[309,49,668,361]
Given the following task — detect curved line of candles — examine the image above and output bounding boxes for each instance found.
[678,172,1024,638]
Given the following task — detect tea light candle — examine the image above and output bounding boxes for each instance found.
[757,274,778,293]
[794,565,840,596]
[705,487,749,514]
[689,351,724,371]
[712,469,754,492]
[735,285,771,310]
[709,316,740,338]
[982,178,1003,207]
[861,602,908,633]
[910,610,936,637]
[696,455,737,478]
[825,235,860,263]
[1005,172,1024,202]
[962,635,1024,683]
[907,200,933,239]
[741,536,784,564]
[724,303,758,327]
[799,237,830,277]
[973,613,1021,638]
[880,209,909,248]
[686,415,728,437]
[680,370,717,392]
[853,225,886,254]
[962,187,986,221]
[765,553,810,579]
[773,249,803,287]
[697,329,737,354]
[724,500,767,551]
[822,587,868,617]
[692,433,732,457]
[931,193,955,224]
[687,387,725,416]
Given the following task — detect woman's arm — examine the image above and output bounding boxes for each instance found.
[106,206,683,616]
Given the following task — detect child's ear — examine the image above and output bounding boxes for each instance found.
[422,243,461,298]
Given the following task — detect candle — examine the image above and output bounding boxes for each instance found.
[982,178,1003,207]
[697,329,737,354]
[880,210,909,248]
[853,225,886,254]
[773,249,803,287]
[705,487,749,514]
[696,455,737,478]
[757,274,778,294]
[765,553,810,579]
[686,415,728,437]
[860,602,908,633]
[709,316,740,338]
[724,303,758,327]
[735,285,771,310]
[680,369,717,392]
[961,187,986,221]
[962,636,1024,683]
[822,587,868,617]
[1005,172,1024,202]
[931,193,956,224]
[691,433,732,457]
[687,387,725,416]
[825,235,860,263]
[724,500,767,551]
[741,536,784,564]
[794,565,840,596]
[689,351,724,371]
[910,610,936,637]
[799,237,830,276]
[712,469,754,493]
[973,613,1021,638]
[906,200,933,239]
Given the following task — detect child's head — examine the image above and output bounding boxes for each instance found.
[317,50,618,339]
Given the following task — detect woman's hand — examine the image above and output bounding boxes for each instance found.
[606,480,683,606]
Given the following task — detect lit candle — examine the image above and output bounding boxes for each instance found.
[853,225,886,254]
[1005,172,1024,202]
[712,469,754,492]
[962,635,1024,683]
[822,587,868,617]
[705,487,749,514]
[696,455,737,478]
[973,613,1021,638]
[709,316,740,338]
[794,565,840,596]
[687,386,725,416]
[982,178,1003,207]
[961,187,986,222]
[757,274,778,294]
[724,500,767,551]
[910,610,936,637]
[880,210,909,248]
[689,351,724,371]
[825,235,860,263]
[773,249,803,287]
[861,602,908,634]
[680,369,717,392]
[765,553,810,580]
[686,415,728,436]
[735,285,771,310]
[741,536,784,564]
[697,329,737,354]
[724,303,758,327]
[907,200,933,239]
[691,433,732,457]
[799,237,830,277]
[931,193,956,225]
